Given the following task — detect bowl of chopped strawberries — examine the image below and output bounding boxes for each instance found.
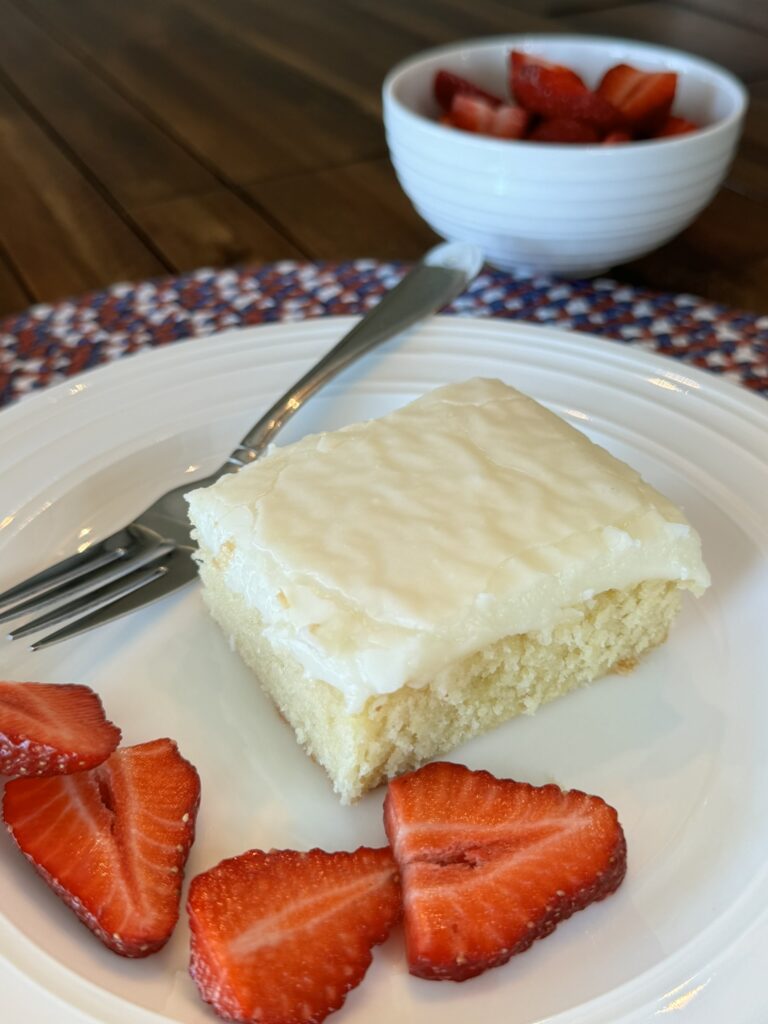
[383,35,746,276]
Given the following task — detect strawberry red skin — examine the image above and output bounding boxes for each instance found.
[384,762,627,982]
[510,51,621,128]
[603,129,633,144]
[528,117,601,143]
[655,114,700,137]
[3,738,200,957]
[434,68,503,112]
[0,680,121,777]
[188,846,401,1024]
[597,63,677,134]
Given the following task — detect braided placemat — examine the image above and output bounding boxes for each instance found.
[1,261,766,408]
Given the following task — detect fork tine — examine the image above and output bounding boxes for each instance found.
[26,548,198,650]
[9,565,170,640]
[0,540,176,624]
[0,529,134,609]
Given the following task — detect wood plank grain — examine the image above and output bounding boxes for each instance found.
[0,0,217,208]
[0,78,165,302]
[3,0,766,314]
[247,159,438,260]
[728,81,768,202]
[132,189,304,271]
[678,0,768,36]
[508,0,635,11]
[0,251,33,316]
[16,0,385,183]
[174,0,427,117]
[618,187,768,310]
[344,0,557,41]
[563,2,768,82]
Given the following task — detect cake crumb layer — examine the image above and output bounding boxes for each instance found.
[197,557,680,802]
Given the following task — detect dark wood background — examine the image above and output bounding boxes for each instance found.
[0,0,765,317]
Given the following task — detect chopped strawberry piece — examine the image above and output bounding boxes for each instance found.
[603,129,633,144]
[188,846,401,1024]
[510,50,621,128]
[0,680,121,777]
[449,94,528,138]
[434,69,503,112]
[449,93,496,134]
[489,103,529,139]
[597,63,677,133]
[528,117,600,143]
[3,738,200,957]
[655,114,700,137]
[384,762,627,982]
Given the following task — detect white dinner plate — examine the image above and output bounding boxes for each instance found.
[1,316,767,1024]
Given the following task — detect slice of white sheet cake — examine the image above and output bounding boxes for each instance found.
[186,378,709,802]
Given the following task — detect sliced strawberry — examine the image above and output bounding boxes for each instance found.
[489,103,529,139]
[597,63,677,134]
[510,50,621,128]
[654,114,700,137]
[449,93,496,134]
[0,680,121,777]
[188,846,401,1024]
[448,94,528,139]
[3,738,200,957]
[434,69,503,112]
[528,117,601,143]
[603,129,633,144]
[384,762,626,982]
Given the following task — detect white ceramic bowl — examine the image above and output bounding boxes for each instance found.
[383,35,747,276]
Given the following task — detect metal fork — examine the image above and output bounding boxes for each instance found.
[0,242,483,650]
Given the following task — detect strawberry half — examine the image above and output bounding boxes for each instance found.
[510,50,621,128]
[434,69,503,112]
[449,94,528,139]
[597,63,677,134]
[0,680,121,777]
[3,737,200,957]
[188,846,401,1024]
[384,762,627,982]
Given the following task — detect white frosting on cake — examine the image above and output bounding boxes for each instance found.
[186,378,709,711]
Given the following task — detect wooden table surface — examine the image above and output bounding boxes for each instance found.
[0,0,765,317]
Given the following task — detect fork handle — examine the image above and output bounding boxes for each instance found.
[228,242,483,466]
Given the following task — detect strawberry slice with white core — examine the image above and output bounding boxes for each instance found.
[487,103,529,139]
[3,738,200,956]
[449,94,528,138]
[384,762,627,982]
[0,680,121,776]
[187,846,401,1024]
[448,93,495,133]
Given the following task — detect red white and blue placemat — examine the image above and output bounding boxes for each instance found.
[1,261,766,408]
